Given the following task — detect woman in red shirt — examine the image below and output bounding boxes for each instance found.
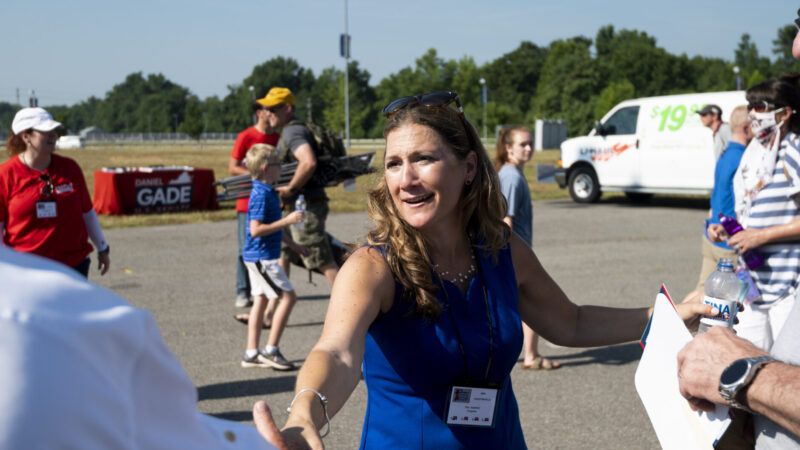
[1,107,110,277]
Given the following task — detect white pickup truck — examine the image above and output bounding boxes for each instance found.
[554,91,746,203]
[56,135,84,150]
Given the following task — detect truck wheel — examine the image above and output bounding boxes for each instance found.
[568,167,601,203]
[624,192,653,202]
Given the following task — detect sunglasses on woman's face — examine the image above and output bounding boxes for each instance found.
[382,91,463,117]
[747,101,784,113]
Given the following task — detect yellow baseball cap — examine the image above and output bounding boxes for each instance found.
[257,87,295,107]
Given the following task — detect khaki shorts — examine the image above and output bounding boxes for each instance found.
[696,234,738,291]
[281,200,335,270]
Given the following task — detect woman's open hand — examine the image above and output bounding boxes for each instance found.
[281,416,324,450]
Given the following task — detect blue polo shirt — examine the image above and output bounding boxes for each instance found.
[242,180,282,261]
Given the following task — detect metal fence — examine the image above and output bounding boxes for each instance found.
[0,133,545,152]
[84,132,238,142]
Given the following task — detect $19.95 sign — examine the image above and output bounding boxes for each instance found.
[650,104,704,132]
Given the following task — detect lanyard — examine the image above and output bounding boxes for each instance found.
[438,272,495,384]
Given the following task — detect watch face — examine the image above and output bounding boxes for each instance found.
[721,359,749,385]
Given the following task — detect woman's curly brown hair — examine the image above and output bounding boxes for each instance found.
[366,102,509,319]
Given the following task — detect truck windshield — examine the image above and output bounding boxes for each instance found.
[602,106,639,135]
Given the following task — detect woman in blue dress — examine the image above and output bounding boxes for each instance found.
[279,91,713,449]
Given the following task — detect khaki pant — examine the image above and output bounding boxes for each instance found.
[695,235,738,291]
[281,200,334,270]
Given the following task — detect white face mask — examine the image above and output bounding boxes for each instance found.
[750,108,785,147]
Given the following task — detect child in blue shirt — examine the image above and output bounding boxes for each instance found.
[241,143,305,370]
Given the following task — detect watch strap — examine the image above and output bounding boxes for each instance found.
[721,355,776,411]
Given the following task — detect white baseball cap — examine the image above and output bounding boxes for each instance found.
[12,107,62,135]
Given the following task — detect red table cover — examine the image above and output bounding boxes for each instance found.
[93,167,218,215]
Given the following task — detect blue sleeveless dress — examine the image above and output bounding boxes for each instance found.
[359,245,526,449]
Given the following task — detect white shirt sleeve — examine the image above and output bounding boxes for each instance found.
[132,308,274,450]
[82,209,108,251]
[0,248,274,450]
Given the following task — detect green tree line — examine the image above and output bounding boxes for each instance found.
[3,24,800,139]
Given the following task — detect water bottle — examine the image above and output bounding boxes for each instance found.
[698,258,742,333]
[718,214,765,269]
[294,194,306,230]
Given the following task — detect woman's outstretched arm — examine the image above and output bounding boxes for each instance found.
[281,247,394,449]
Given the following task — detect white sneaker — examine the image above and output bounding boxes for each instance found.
[258,350,296,371]
[234,294,252,308]
[241,353,268,368]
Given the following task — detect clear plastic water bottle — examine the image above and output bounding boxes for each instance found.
[698,258,742,333]
[294,194,306,230]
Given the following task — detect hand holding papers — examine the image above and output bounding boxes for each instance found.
[635,286,731,449]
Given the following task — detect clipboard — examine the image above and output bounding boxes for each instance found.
[635,284,732,449]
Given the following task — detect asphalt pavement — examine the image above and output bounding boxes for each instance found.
[93,196,710,449]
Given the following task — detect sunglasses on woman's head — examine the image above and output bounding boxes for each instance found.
[40,174,54,198]
[382,91,463,117]
[747,101,784,113]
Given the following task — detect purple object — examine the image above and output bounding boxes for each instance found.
[719,214,765,269]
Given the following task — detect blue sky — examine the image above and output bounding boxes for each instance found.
[1,0,796,106]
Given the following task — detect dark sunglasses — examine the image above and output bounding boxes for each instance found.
[382,91,463,117]
[263,104,286,113]
[747,101,785,113]
[40,174,54,198]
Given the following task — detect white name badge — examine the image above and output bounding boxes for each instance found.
[36,201,57,219]
[445,385,499,428]
[55,183,74,194]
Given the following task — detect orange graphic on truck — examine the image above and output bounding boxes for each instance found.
[589,143,632,162]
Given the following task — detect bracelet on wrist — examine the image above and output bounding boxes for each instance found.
[98,244,110,255]
[287,388,331,438]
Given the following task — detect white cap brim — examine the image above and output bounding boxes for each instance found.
[32,119,62,132]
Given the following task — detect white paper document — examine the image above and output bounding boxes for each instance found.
[635,289,731,449]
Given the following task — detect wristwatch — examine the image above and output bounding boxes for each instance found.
[98,244,110,255]
[719,355,776,410]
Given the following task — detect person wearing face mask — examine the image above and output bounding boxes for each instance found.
[707,76,800,351]
[676,22,800,449]
[1,107,110,277]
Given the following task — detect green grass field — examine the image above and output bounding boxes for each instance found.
[2,142,566,228]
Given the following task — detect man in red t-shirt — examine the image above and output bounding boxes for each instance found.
[229,102,279,308]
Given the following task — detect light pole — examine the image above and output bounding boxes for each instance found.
[733,66,742,91]
[479,78,488,140]
[341,0,351,148]
[248,86,256,124]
